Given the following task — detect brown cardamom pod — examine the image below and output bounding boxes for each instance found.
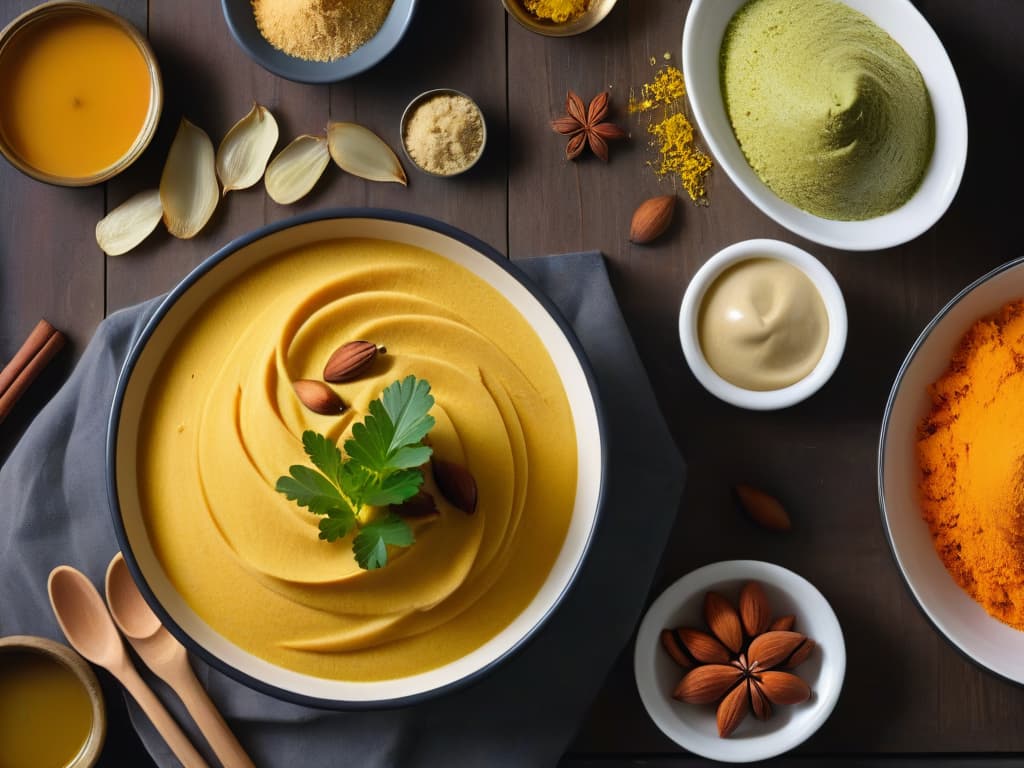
[293,380,345,415]
[432,459,477,514]
[391,490,439,519]
[323,340,385,382]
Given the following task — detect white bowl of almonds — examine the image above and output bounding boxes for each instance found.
[634,560,845,762]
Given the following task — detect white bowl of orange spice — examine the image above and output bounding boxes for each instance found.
[881,255,1024,686]
[634,560,845,763]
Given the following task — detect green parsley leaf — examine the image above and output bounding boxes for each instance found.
[338,461,374,510]
[302,430,343,486]
[318,510,356,542]
[352,514,414,570]
[278,376,435,570]
[387,444,433,471]
[382,375,436,449]
[276,466,350,517]
[344,400,393,473]
[344,377,435,472]
[361,468,423,506]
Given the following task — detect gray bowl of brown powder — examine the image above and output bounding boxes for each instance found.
[222,0,418,83]
[400,89,487,178]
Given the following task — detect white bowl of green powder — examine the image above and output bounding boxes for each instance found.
[683,0,967,252]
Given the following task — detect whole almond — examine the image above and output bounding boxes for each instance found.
[323,340,384,382]
[629,194,675,244]
[293,379,345,415]
[390,490,438,518]
[769,614,796,632]
[660,630,692,669]
[783,638,815,669]
[432,459,477,514]
[735,484,792,532]
[750,680,773,721]
[675,628,730,664]
[747,630,806,670]
[716,679,750,738]
[758,670,811,705]
[673,664,742,704]
[739,581,771,637]
[704,591,743,653]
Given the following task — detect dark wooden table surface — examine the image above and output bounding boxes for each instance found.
[2,0,1023,765]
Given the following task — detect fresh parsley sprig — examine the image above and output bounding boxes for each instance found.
[275,376,435,570]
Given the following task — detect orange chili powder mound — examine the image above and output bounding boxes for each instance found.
[918,299,1024,630]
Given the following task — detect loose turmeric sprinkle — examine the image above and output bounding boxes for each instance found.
[649,113,714,202]
[918,299,1024,630]
[630,65,713,202]
[629,65,688,113]
[524,0,588,23]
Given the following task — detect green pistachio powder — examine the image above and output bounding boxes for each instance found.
[720,0,935,221]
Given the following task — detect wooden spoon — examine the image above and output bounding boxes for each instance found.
[105,552,255,768]
[47,565,210,768]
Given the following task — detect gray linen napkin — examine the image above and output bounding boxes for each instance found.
[0,251,684,768]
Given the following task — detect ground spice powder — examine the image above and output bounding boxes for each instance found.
[404,93,484,176]
[918,299,1024,630]
[252,0,393,62]
[629,65,688,113]
[630,65,712,203]
[524,0,589,23]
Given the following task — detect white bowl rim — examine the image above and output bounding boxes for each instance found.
[878,254,1024,687]
[105,208,608,709]
[633,559,846,763]
[682,0,968,251]
[678,238,848,410]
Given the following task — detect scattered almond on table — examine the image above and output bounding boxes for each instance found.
[630,194,676,244]
[735,484,792,532]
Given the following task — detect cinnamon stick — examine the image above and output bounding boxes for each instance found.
[0,319,66,425]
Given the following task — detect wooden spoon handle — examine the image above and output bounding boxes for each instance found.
[114,661,211,768]
[173,664,255,768]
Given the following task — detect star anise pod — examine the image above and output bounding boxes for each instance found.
[550,90,628,162]
[661,581,815,738]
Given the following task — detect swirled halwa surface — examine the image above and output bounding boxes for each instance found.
[138,239,577,680]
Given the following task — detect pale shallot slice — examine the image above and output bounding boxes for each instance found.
[265,135,331,205]
[95,189,163,256]
[327,121,407,186]
[216,103,279,194]
[160,118,219,239]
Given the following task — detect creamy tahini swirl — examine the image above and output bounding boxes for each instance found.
[139,240,576,681]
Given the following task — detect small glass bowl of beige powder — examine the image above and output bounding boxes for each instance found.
[400,89,487,177]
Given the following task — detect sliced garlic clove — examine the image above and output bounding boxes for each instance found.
[326,121,407,186]
[160,118,220,239]
[264,134,330,204]
[216,103,279,194]
[95,189,163,256]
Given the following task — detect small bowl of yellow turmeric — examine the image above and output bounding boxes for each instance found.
[880,255,1024,685]
[502,0,618,37]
